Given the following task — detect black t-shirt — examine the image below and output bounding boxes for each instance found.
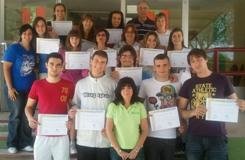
[179,72,234,136]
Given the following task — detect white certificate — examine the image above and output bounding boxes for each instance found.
[167,50,189,68]
[37,114,68,136]
[140,48,165,66]
[105,49,117,67]
[75,109,105,131]
[52,21,73,35]
[149,107,180,131]
[65,51,90,69]
[115,67,142,86]
[106,29,123,44]
[36,38,60,54]
[205,98,239,123]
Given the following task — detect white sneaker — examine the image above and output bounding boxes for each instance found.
[8,147,17,154]
[21,146,33,152]
[70,143,77,154]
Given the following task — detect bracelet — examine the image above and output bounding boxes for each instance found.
[111,145,122,154]
[134,145,142,153]
[8,87,14,90]
[116,148,122,154]
[134,149,139,153]
[118,149,122,153]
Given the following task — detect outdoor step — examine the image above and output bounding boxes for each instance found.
[0,122,7,148]
[0,132,37,141]
[0,149,33,160]
[0,149,77,160]
[0,122,7,126]
[0,123,7,133]
[0,120,8,123]
[0,112,9,122]
[0,132,7,141]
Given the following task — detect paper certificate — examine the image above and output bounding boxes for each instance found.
[105,49,117,67]
[115,67,142,86]
[205,98,239,123]
[75,110,105,131]
[65,51,90,69]
[149,107,180,131]
[37,114,68,136]
[51,21,73,35]
[167,50,189,68]
[36,38,60,54]
[106,29,123,44]
[140,48,165,66]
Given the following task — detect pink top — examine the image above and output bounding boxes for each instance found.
[59,48,89,84]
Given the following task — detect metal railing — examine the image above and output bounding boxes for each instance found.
[0,42,8,111]
[206,47,245,76]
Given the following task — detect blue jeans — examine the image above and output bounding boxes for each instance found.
[144,137,176,160]
[5,86,33,149]
[185,133,228,160]
[110,147,145,160]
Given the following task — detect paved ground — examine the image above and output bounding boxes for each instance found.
[226,111,245,137]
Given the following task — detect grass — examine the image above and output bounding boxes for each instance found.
[0,140,6,149]
[228,137,245,160]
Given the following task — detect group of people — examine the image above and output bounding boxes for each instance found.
[2,0,245,160]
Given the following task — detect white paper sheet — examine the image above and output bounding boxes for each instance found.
[75,110,105,131]
[105,49,117,67]
[51,21,73,35]
[167,51,189,68]
[149,107,180,131]
[140,48,165,66]
[115,67,142,86]
[37,114,68,136]
[106,29,123,44]
[205,98,239,123]
[36,38,60,54]
[178,71,191,84]
[65,51,90,69]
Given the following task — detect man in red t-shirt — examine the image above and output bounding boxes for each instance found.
[25,53,74,160]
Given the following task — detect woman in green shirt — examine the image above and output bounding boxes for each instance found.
[106,77,148,160]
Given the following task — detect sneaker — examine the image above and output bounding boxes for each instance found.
[70,143,77,154]
[8,147,17,154]
[21,146,33,152]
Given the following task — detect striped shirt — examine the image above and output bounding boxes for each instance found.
[128,17,155,40]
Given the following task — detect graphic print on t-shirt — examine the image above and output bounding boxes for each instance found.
[148,85,177,110]
[191,83,216,109]
[60,87,69,103]
[20,54,35,76]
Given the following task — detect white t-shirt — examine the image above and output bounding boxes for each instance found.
[167,48,192,84]
[138,77,181,139]
[156,30,171,47]
[73,74,116,148]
